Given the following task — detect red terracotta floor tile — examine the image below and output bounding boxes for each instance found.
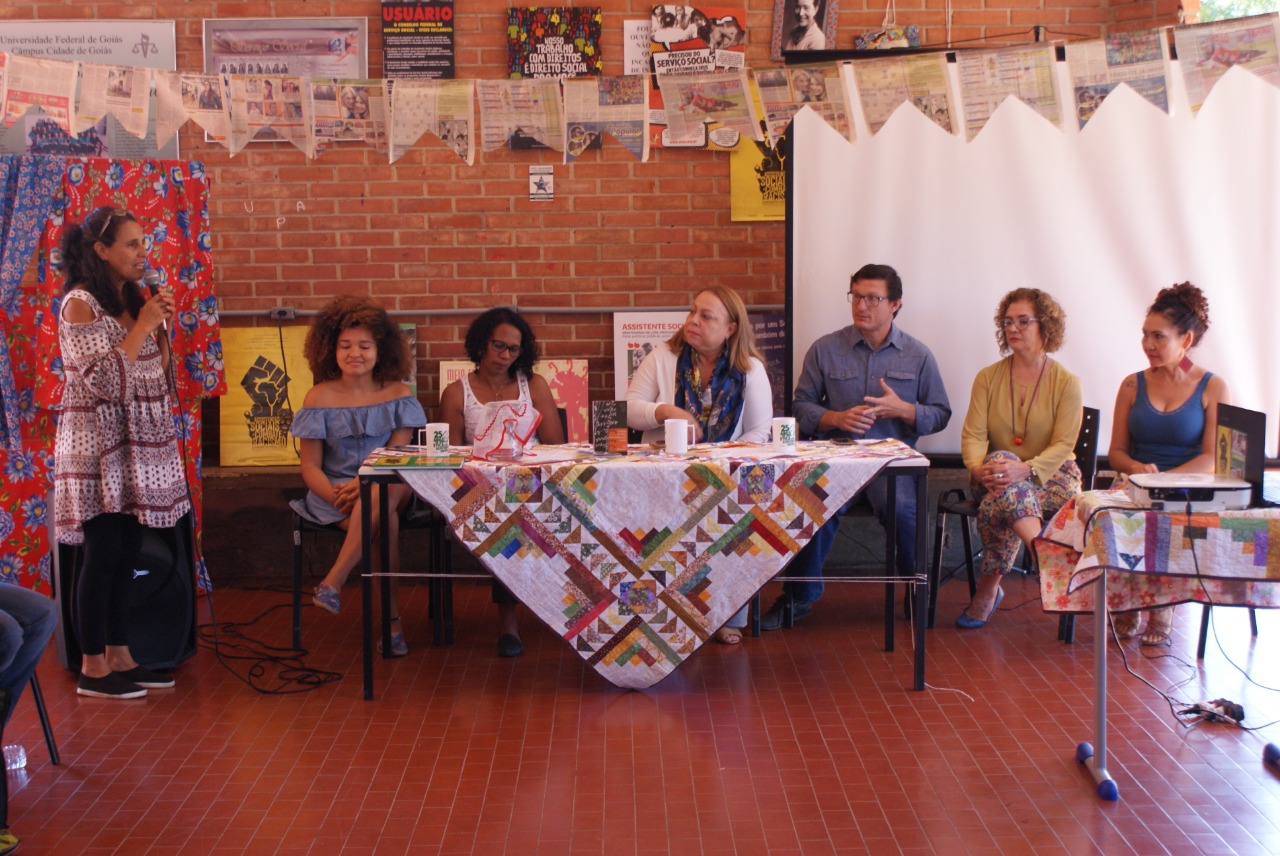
[4,577,1279,854]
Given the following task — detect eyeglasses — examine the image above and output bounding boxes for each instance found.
[89,206,129,238]
[847,292,889,307]
[489,340,521,357]
[1001,316,1039,331]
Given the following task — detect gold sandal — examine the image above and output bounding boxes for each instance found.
[1114,611,1148,639]
[713,626,743,645]
[1140,606,1174,647]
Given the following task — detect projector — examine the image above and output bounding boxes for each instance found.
[1127,473,1251,512]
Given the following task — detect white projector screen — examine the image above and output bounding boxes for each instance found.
[791,60,1280,458]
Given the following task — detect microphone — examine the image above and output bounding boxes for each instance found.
[142,269,166,332]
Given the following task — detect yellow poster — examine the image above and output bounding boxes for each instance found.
[730,131,785,221]
[220,325,313,466]
[439,358,589,442]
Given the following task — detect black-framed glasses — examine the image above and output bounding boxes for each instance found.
[89,206,129,238]
[847,292,888,306]
[1001,316,1039,330]
[489,340,521,357]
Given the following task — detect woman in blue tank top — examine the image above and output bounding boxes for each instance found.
[1107,283,1230,646]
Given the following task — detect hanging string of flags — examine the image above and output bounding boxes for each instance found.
[1,13,1275,164]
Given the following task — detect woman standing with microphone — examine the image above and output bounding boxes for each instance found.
[54,206,189,699]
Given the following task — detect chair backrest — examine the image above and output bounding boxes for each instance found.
[1073,406,1101,491]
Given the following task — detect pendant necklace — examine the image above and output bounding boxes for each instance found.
[1009,355,1049,446]
[480,371,509,402]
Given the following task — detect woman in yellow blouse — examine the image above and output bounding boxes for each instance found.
[957,288,1083,628]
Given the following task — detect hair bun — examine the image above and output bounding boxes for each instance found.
[1164,281,1210,327]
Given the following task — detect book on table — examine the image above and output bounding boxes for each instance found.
[366,450,467,468]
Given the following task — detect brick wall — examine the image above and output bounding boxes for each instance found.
[12,0,1178,421]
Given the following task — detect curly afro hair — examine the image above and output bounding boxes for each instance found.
[303,295,411,384]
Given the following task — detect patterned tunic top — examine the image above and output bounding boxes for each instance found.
[54,289,190,544]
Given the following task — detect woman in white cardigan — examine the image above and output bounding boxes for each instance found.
[626,285,772,445]
[626,284,774,644]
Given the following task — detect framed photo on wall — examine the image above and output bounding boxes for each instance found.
[770,0,839,61]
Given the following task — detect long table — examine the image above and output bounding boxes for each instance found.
[1034,490,1280,800]
[358,440,930,696]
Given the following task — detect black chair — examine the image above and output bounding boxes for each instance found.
[929,406,1100,630]
[1196,604,1260,659]
[290,500,454,649]
[290,408,570,650]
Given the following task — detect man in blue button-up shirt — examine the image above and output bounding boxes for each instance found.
[761,263,951,630]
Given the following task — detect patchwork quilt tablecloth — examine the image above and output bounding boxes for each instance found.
[1035,489,1280,614]
[396,440,920,688]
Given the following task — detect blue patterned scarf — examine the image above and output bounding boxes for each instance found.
[674,344,745,443]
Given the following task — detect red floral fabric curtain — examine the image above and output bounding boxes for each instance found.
[0,157,224,591]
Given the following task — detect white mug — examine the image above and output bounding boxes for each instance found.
[420,423,451,455]
[772,417,797,450]
[664,419,691,455]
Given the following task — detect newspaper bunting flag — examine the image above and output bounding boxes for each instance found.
[563,75,649,163]
[754,63,854,147]
[1,19,1274,164]
[476,79,565,153]
[389,79,476,165]
[73,64,152,139]
[154,72,232,148]
[853,52,956,136]
[955,44,1062,142]
[2,54,77,135]
[313,79,388,159]
[656,69,762,144]
[1173,12,1280,114]
[1065,30,1170,130]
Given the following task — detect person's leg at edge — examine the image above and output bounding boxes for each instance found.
[761,500,849,629]
[494,582,523,656]
[315,483,407,625]
[0,585,58,726]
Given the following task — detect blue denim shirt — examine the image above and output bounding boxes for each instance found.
[793,324,951,447]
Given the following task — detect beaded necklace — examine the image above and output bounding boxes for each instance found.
[1009,355,1049,446]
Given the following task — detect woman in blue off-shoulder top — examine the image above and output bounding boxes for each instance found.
[291,297,425,656]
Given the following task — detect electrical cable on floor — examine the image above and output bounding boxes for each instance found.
[197,598,342,695]
[1179,500,1280,733]
[158,309,338,695]
[1087,500,1278,734]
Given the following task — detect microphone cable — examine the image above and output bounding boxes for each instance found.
[151,273,341,695]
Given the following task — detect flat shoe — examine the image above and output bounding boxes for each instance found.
[113,665,175,688]
[311,584,340,615]
[378,631,409,657]
[714,626,743,645]
[759,597,813,631]
[497,633,524,657]
[956,587,1004,629]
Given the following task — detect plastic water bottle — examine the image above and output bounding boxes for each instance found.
[3,744,26,771]
[490,418,523,462]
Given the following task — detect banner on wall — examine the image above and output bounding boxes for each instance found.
[382,0,456,79]
[612,312,683,398]
[647,5,748,150]
[729,130,784,221]
[506,7,603,80]
[220,326,311,466]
